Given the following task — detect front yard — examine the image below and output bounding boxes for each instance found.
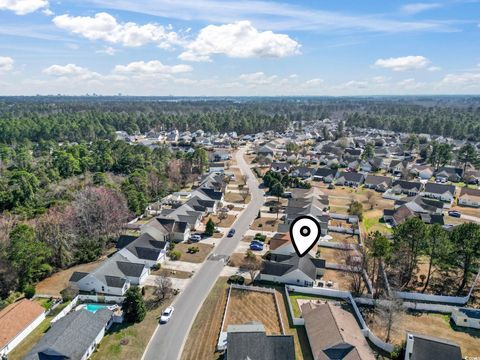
[250,217,281,232]
[171,243,214,263]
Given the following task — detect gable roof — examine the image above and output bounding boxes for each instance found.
[424,183,456,196]
[0,299,45,350]
[25,309,112,360]
[227,326,295,360]
[314,167,337,178]
[392,180,422,191]
[408,333,462,360]
[459,187,480,200]
[337,171,364,183]
[261,253,325,280]
[364,175,392,187]
[301,302,374,360]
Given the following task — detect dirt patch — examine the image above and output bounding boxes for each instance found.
[329,232,359,245]
[205,214,237,228]
[250,218,281,232]
[151,268,193,279]
[225,192,250,204]
[181,277,229,360]
[319,247,355,266]
[172,243,214,263]
[321,269,355,292]
[223,288,282,335]
[228,253,263,268]
[365,310,480,357]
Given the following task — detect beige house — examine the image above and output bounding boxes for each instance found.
[458,187,480,208]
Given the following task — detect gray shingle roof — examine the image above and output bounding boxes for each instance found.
[24,309,112,360]
[227,331,295,360]
[409,333,462,360]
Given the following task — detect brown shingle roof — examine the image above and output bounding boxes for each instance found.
[0,299,45,349]
[459,187,480,200]
[301,302,374,360]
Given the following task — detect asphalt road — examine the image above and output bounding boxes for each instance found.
[142,147,265,360]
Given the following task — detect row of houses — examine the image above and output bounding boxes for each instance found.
[70,172,228,297]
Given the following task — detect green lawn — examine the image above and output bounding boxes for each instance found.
[8,301,71,360]
[362,214,392,235]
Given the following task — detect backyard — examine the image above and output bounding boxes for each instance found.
[222,288,282,335]
[364,309,480,357]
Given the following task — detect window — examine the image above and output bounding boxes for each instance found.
[102,286,105,292]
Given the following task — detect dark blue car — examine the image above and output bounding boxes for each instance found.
[227,229,236,237]
[448,210,461,218]
[250,243,263,251]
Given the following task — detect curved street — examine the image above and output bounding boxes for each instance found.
[142,146,265,360]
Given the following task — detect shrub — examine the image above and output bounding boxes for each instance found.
[205,218,216,236]
[228,275,245,285]
[60,286,79,302]
[168,250,182,261]
[254,233,266,242]
[187,246,200,254]
[151,263,161,271]
[24,285,36,299]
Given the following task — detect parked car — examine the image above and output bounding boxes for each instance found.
[227,229,236,237]
[160,306,175,323]
[251,240,264,246]
[250,243,263,251]
[448,210,461,218]
[189,234,202,242]
[327,184,335,189]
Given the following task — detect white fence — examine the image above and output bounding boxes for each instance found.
[78,294,124,303]
[318,241,357,250]
[328,226,360,235]
[51,296,80,323]
[285,285,395,353]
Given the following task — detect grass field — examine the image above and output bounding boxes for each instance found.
[151,268,193,279]
[172,243,214,263]
[181,277,229,360]
[205,214,237,227]
[362,209,392,235]
[223,288,282,335]
[36,258,107,296]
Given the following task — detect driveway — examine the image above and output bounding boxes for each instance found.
[142,146,265,360]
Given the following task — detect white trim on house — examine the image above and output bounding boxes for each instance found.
[0,311,45,357]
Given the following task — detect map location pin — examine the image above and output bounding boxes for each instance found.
[289,215,321,257]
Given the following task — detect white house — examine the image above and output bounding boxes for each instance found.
[0,299,46,357]
[24,308,113,360]
[451,308,480,329]
[423,183,456,203]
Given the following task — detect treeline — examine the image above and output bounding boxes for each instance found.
[345,102,480,140]
[0,140,209,217]
[365,218,480,297]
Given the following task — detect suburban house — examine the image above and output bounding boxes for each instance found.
[291,166,314,179]
[410,165,434,180]
[360,157,385,172]
[226,322,295,360]
[301,302,375,360]
[451,307,480,329]
[313,168,338,183]
[390,160,410,175]
[463,169,480,184]
[435,167,463,182]
[142,217,190,243]
[24,309,113,360]
[364,175,392,192]
[271,162,291,173]
[335,172,365,187]
[404,332,462,360]
[213,151,231,162]
[391,180,422,196]
[423,183,456,203]
[0,299,45,357]
[458,187,480,208]
[70,252,149,296]
[383,196,444,227]
[256,145,275,157]
[259,252,325,286]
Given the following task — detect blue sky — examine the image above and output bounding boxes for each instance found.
[0,0,479,95]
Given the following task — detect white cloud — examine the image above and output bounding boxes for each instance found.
[374,55,430,71]
[401,3,442,14]
[442,72,480,86]
[96,46,117,56]
[0,0,48,15]
[53,12,181,48]
[427,66,441,72]
[397,78,425,89]
[0,56,14,72]
[113,60,192,75]
[372,76,390,84]
[179,21,300,62]
[303,78,324,87]
[43,64,100,80]
[239,72,278,85]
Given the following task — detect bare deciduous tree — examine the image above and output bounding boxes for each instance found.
[375,295,404,343]
[366,190,376,210]
[154,276,173,302]
[242,252,263,284]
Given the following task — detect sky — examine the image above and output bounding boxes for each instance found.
[0,0,479,96]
